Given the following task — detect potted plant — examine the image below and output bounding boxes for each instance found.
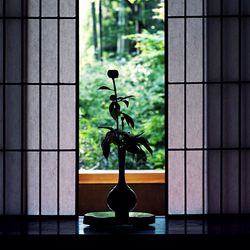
[98,69,153,222]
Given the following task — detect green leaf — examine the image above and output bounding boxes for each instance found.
[128,0,136,4]
[121,112,134,128]
[98,86,113,91]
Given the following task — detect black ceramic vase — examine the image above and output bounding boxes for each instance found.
[107,148,137,222]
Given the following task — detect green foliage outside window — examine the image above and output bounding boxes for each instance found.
[79,0,165,170]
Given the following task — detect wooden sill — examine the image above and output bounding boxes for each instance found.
[79,170,165,184]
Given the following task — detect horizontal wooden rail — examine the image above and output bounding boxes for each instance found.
[79,170,165,184]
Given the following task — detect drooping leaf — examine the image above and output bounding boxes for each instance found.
[136,149,147,162]
[109,102,120,121]
[101,138,110,159]
[101,130,116,159]
[126,144,141,154]
[121,112,134,128]
[134,132,144,138]
[98,86,113,91]
[122,100,129,107]
[137,137,153,154]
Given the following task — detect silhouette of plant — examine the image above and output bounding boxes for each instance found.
[98,69,153,164]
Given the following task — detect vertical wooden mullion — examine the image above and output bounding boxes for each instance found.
[38,0,42,216]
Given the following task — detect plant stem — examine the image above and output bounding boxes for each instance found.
[112,78,120,153]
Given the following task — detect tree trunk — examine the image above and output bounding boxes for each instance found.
[91,1,98,60]
[135,3,141,34]
[99,0,103,60]
[117,0,126,56]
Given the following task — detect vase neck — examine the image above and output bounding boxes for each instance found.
[118,148,126,184]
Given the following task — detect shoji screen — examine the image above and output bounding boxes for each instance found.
[168,0,205,215]
[167,0,250,215]
[0,0,78,215]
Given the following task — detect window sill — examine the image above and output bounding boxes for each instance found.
[79,170,165,184]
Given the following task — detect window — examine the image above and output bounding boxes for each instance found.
[79,0,165,172]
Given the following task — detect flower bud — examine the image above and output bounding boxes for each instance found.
[107,70,119,79]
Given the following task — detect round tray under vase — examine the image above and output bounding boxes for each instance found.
[84,211,155,227]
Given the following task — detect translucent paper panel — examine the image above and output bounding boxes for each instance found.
[187,84,202,148]
[168,19,184,82]
[169,151,184,214]
[168,85,184,148]
[0,153,2,214]
[0,22,2,83]
[223,19,239,81]
[168,19,204,82]
[169,151,204,215]
[207,18,221,82]
[27,85,39,149]
[60,20,76,83]
[60,152,75,215]
[187,0,202,16]
[6,152,21,214]
[27,152,39,215]
[208,84,240,148]
[42,0,57,17]
[27,0,39,17]
[60,0,75,17]
[242,150,250,212]
[41,152,57,215]
[208,151,240,213]
[187,19,202,82]
[187,151,203,214]
[242,19,250,81]
[207,151,220,213]
[60,86,75,149]
[42,86,57,149]
[42,20,57,83]
[6,0,21,16]
[223,151,239,213]
[223,84,239,147]
[6,20,21,83]
[27,20,39,83]
[242,85,250,147]
[168,0,184,16]
[5,85,21,149]
[223,0,239,15]
[0,86,2,148]
[207,84,221,148]
[242,0,250,16]
[207,0,221,16]
[0,0,2,16]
